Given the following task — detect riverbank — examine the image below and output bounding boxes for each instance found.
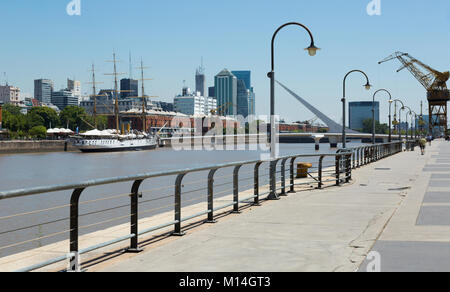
[0,140,77,154]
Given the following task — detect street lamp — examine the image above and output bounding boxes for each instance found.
[268,22,319,199]
[372,89,392,144]
[342,70,372,148]
[403,105,412,140]
[393,99,405,140]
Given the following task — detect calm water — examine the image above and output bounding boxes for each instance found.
[0,142,361,258]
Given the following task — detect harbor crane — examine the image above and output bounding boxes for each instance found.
[379,52,450,137]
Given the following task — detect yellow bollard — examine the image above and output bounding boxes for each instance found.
[297,163,313,178]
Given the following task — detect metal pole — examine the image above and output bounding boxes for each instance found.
[268,22,317,199]
[342,70,371,149]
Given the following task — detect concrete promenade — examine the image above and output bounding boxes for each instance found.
[100,141,448,272]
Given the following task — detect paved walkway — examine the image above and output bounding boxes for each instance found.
[100,142,442,272]
[359,139,450,272]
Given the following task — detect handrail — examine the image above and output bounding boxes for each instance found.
[0,141,405,272]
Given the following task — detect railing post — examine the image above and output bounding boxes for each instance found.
[352,150,356,169]
[289,157,296,193]
[346,153,352,182]
[254,162,263,205]
[128,179,143,253]
[335,155,341,186]
[173,173,186,236]
[233,165,243,213]
[280,158,289,196]
[358,148,362,168]
[69,188,85,272]
[318,155,324,189]
[206,169,218,223]
[268,159,281,200]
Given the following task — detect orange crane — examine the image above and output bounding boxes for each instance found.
[379,52,450,137]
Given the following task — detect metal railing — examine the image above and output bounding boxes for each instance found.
[0,141,404,272]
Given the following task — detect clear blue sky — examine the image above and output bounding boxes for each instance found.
[1,0,449,123]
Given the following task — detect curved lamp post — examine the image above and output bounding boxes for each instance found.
[403,105,412,141]
[393,99,405,140]
[372,89,392,144]
[411,111,418,139]
[268,22,319,199]
[342,70,372,148]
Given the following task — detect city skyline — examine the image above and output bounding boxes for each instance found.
[0,0,449,123]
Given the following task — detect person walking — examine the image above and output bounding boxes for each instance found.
[419,137,427,155]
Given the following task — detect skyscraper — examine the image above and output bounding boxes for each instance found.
[67,79,81,100]
[236,80,249,117]
[232,71,255,117]
[214,69,237,116]
[34,79,53,104]
[349,101,380,131]
[208,87,215,98]
[195,65,206,97]
[120,78,138,99]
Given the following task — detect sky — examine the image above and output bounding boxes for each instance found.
[0,0,449,124]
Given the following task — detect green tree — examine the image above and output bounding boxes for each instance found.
[59,106,90,131]
[28,107,59,128]
[29,126,47,139]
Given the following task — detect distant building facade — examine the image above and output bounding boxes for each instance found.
[349,101,380,131]
[52,90,78,110]
[214,69,237,116]
[67,79,81,100]
[232,70,255,117]
[0,85,20,105]
[153,101,174,112]
[208,86,215,98]
[174,87,217,116]
[195,67,206,98]
[120,79,139,99]
[34,79,53,104]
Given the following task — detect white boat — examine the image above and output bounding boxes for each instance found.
[72,130,157,153]
[71,54,158,153]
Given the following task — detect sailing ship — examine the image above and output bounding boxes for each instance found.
[72,53,158,153]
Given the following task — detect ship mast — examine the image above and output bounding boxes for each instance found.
[105,53,124,133]
[87,63,103,129]
[133,59,156,133]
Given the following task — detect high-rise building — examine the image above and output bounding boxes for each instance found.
[52,89,79,110]
[236,80,249,117]
[67,79,81,100]
[214,69,237,116]
[195,66,206,98]
[0,85,20,106]
[120,79,139,99]
[208,87,215,98]
[349,101,380,131]
[34,79,53,104]
[232,71,255,117]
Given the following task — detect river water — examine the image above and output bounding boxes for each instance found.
[0,142,361,259]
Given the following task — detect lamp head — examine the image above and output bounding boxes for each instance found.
[305,43,320,56]
[364,83,372,91]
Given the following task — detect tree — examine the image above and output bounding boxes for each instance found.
[28,107,59,129]
[59,106,90,131]
[29,126,47,139]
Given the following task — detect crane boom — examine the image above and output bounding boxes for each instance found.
[379,51,450,137]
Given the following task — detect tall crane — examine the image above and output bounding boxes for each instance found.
[379,52,450,137]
